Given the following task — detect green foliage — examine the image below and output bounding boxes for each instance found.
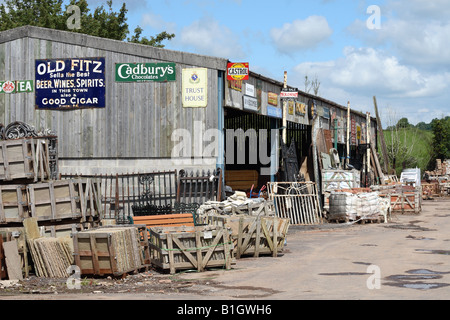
[396,117,410,129]
[0,0,174,47]
[0,0,66,31]
[431,118,450,161]
[381,127,433,176]
[128,26,175,48]
[415,121,432,131]
[381,116,450,175]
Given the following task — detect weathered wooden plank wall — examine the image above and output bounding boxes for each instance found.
[0,27,226,165]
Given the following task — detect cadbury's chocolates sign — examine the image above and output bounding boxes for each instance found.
[115,63,176,82]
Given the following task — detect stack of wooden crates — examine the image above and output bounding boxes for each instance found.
[0,136,102,230]
[0,134,103,279]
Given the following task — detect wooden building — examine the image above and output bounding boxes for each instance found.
[0,26,377,192]
[0,26,226,175]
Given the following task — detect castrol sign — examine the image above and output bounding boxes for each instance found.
[227,63,249,81]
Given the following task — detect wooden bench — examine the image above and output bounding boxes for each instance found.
[131,213,196,238]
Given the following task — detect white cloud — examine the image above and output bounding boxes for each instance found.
[347,1,450,70]
[177,17,245,59]
[295,47,449,99]
[388,0,450,20]
[141,12,176,34]
[292,46,450,125]
[270,16,333,54]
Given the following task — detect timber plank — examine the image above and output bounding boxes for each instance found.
[3,240,23,280]
[0,237,6,279]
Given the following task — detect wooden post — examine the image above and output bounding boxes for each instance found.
[237,217,244,259]
[373,96,390,174]
[272,218,278,258]
[282,71,287,144]
[195,230,203,273]
[367,112,371,185]
[167,233,175,274]
[346,101,351,168]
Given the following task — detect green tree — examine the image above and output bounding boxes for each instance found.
[396,117,410,129]
[0,0,174,47]
[431,118,450,161]
[415,121,431,131]
[128,26,175,48]
[0,0,66,31]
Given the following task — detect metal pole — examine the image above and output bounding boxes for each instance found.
[367,112,371,185]
[334,118,338,150]
[346,101,350,168]
[282,71,287,144]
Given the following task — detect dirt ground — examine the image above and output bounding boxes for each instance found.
[1,197,450,301]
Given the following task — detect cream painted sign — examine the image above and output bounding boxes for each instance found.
[182,68,208,108]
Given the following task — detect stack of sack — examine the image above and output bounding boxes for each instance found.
[197,191,275,219]
[328,191,386,222]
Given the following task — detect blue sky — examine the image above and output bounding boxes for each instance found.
[92,0,449,126]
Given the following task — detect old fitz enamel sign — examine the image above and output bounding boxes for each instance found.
[35,57,105,109]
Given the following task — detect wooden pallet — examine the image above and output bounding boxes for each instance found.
[149,225,234,274]
[327,216,352,224]
[358,216,384,224]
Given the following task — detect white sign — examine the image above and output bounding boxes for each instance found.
[280,91,298,98]
[243,95,258,112]
[245,83,255,97]
[182,68,208,108]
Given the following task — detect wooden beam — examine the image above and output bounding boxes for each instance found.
[373,96,390,174]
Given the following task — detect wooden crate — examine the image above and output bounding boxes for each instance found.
[149,225,234,274]
[27,179,83,222]
[377,185,421,214]
[0,138,50,182]
[422,182,439,198]
[321,169,360,194]
[206,215,290,258]
[380,189,421,214]
[0,139,34,181]
[0,185,28,224]
[72,225,150,276]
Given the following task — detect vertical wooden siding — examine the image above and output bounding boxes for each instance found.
[0,37,219,159]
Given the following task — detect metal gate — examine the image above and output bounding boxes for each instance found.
[61,169,224,223]
[267,181,323,225]
[61,171,178,223]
